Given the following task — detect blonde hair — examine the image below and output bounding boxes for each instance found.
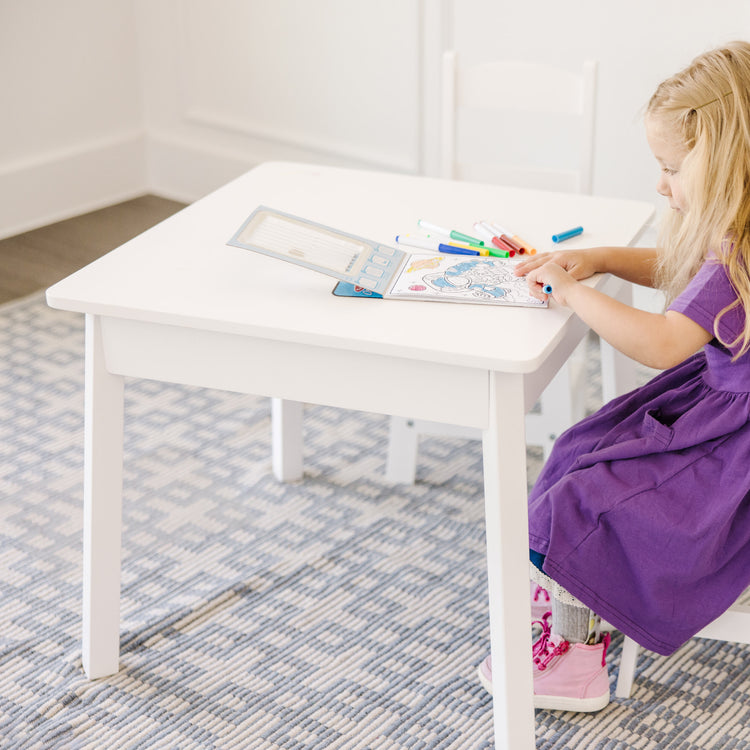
[647,40,750,356]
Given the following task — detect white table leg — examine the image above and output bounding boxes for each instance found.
[82,315,125,678]
[271,398,304,482]
[482,371,536,749]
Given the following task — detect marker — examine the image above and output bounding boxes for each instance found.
[552,226,583,243]
[488,221,538,255]
[473,222,520,256]
[475,222,524,254]
[543,284,553,294]
[417,219,484,246]
[472,223,516,256]
[419,234,485,250]
[438,244,480,256]
[487,247,510,258]
[396,235,482,254]
[402,233,487,252]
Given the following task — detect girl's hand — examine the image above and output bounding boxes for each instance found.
[514,248,600,282]
[525,262,578,305]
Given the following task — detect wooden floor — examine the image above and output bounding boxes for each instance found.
[0,195,186,305]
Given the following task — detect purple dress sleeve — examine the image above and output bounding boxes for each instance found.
[668,259,747,357]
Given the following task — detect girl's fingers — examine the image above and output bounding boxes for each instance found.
[514,254,549,276]
[525,266,553,301]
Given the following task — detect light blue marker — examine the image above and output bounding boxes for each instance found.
[543,284,553,294]
[552,226,583,243]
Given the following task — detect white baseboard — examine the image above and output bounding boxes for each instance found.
[143,132,392,205]
[145,134,259,205]
[0,132,149,240]
[0,131,395,239]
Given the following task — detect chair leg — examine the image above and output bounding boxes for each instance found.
[600,282,637,402]
[385,335,597,478]
[536,367,572,460]
[385,416,420,484]
[615,635,640,698]
[271,398,304,482]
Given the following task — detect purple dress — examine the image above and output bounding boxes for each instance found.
[528,258,750,655]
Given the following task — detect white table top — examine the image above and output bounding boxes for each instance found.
[46,162,653,373]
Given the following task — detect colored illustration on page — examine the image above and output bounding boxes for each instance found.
[389,254,546,307]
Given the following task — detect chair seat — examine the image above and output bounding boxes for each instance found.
[615,595,750,698]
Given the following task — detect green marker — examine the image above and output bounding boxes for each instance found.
[487,247,510,258]
[417,219,484,247]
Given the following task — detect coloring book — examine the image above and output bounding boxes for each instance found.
[228,206,546,308]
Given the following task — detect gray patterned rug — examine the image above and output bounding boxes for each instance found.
[2,292,750,749]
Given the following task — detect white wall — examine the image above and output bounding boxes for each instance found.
[134,0,426,202]
[450,0,750,203]
[0,0,145,238]
[1,0,748,239]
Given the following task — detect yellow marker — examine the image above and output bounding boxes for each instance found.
[411,234,486,252]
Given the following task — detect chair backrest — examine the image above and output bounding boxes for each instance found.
[441,51,597,194]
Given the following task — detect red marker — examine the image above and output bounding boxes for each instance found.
[491,235,517,256]
[474,221,523,256]
[488,221,537,255]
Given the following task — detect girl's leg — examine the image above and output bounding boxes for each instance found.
[478,561,611,711]
[551,597,591,642]
[529,558,605,643]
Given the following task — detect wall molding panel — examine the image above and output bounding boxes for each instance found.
[183,108,421,175]
[171,0,425,177]
[134,0,436,201]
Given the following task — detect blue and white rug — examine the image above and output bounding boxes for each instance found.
[1,293,750,749]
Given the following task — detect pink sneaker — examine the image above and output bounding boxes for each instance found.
[530,581,551,619]
[477,652,494,695]
[532,612,611,711]
[477,613,611,713]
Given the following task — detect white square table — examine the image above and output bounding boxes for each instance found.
[46,162,653,748]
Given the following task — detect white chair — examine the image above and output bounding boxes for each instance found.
[440,52,597,193]
[615,592,750,698]
[386,51,628,483]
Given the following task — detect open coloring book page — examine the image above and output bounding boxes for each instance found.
[387,253,546,307]
[229,207,547,308]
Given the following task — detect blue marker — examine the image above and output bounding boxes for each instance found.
[543,284,553,294]
[438,243,480,256]
[552,226,583,243]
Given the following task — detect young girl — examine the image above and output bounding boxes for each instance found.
[478,40,750,712]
